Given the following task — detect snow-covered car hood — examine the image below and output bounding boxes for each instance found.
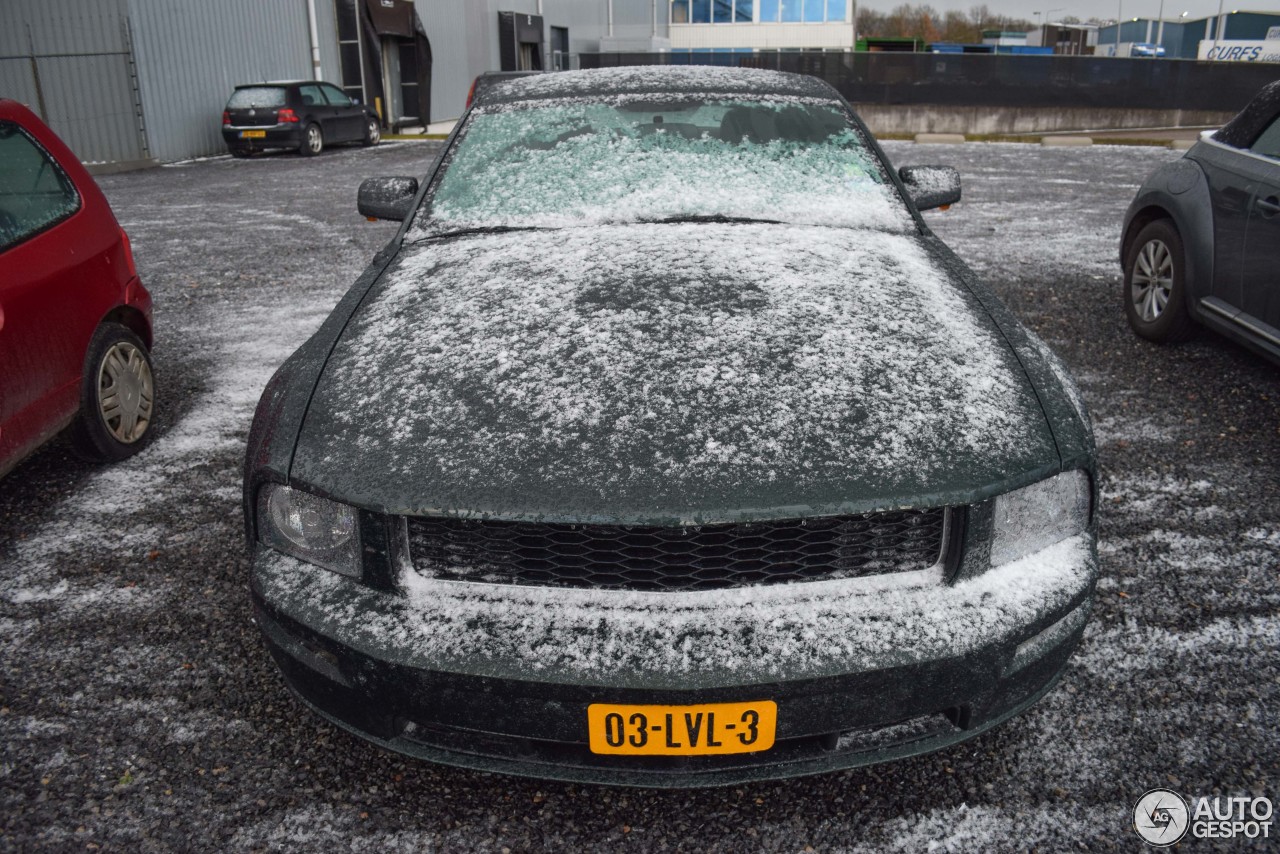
[290,223,1059,523]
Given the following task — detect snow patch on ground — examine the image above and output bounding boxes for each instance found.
[0,302,328,614]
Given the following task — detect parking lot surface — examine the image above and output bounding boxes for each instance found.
[1,139,1276,851]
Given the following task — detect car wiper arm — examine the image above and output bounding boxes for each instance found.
[424,225,547,240]
[638,214,782,225]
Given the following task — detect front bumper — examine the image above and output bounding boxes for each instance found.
[250,533,1097,787]
[222,125,301,151]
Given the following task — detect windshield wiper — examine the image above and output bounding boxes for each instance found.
[423,224,547,240]
[638,214,782,225]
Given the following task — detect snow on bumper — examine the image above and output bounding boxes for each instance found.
[251,533,1098,689]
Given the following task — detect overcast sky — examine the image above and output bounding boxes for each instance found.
[856,0,1280,24]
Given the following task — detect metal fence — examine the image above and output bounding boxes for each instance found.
[580,51,1280,114]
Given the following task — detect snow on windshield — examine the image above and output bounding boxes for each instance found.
[414,97,911,233]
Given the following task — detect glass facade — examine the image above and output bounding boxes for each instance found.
[674,0,846,23]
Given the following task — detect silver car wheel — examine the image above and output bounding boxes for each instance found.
[1131,238,1173,322]
[306,124,323,154]
[366,119,380,145]
[97,341,154,444]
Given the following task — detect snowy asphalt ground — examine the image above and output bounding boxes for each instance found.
[1,139,1277,851]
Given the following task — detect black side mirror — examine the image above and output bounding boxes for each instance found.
[898,166,961,212]
[357,177,419,222]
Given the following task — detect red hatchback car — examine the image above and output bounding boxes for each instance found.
[0,99,155,478]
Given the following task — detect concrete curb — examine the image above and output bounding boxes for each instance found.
[1041,136,1094,147]
[1171,139,1196,150]
[384,134,448,141]
[913,133,967,144]
[84,158,160,175]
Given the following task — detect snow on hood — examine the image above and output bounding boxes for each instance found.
[292,223,1056,521]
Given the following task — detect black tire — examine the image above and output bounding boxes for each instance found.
[69,323,155,462]
[229,148,251,159]
[1123,218,1195,343]
[300,123,323,157]
[362,117,381,147]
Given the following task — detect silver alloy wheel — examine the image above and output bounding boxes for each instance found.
[367,119,380,145]
[97,341,154,444]
[306,124,323,154]
[1131,238,1173,322]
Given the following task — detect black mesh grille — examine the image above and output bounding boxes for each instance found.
[404,509,948,592]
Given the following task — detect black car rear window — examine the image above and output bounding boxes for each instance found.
[227,87,287,109]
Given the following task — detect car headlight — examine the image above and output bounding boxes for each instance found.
[257,484,360,577]
[990,470,1091,568]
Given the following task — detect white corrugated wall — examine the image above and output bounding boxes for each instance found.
[126,0,341,162]
[0,0,148,165]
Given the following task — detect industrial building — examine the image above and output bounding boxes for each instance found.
[1095,10,1280,59]
[1,0,856,167]
[4,1,1279,168]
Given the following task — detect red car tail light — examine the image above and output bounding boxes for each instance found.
[277,108,299,124]
[222,110,231,126]
[466,78,478,109]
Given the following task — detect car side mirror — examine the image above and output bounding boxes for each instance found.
[358,177,419,222]
[898,166,961,212]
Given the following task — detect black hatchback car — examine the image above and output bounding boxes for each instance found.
[1121,79,1280,364]
[221,81,380,157]
[245,67,1097,787]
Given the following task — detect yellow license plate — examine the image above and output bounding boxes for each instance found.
[239,130,266,139]
[587,701,777,756]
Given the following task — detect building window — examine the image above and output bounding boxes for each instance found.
[676,0,759,23]
[755,0,846,22]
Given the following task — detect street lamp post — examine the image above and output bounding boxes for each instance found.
[1116,1,1122,54]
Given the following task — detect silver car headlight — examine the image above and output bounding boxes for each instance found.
[991,470,1091,568]
[257,484,360,577]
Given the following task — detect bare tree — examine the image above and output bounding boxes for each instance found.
[856,3,1035,41]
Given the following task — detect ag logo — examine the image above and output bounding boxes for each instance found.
[1134,789,1190,846]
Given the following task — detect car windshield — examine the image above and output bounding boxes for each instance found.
[227,87,287,108]
[413,96,911,235]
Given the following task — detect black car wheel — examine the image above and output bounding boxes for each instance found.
[362,117,381,147]
[70,323,155,462]
[300,123,323,157]
[229,148,251,158]
[1123,219,1194,342]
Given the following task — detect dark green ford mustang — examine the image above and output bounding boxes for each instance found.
[244,66,1098,787]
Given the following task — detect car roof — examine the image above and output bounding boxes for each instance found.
[1213,79,1280,149]
[232,81,314,89]
[478,66,839,107]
